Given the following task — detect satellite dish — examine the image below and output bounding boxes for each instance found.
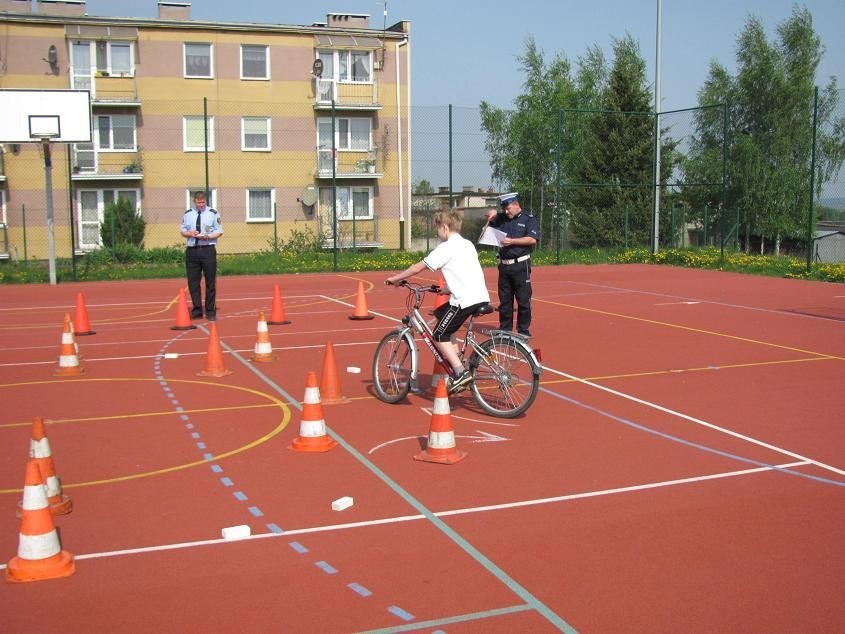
[301,185,318,207]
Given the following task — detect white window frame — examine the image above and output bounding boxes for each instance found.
[319,185,374,221]
[316,116,372,152]
[0,188,6,225]
[184,42,213,79]
[246,188,275,223]
[185,189,218,211]
[240,44,269,80]
[317,49,372,84]
[241,117,271,151]
[95,114,137,151]
[77,188,141,250]
[183,116,215,152]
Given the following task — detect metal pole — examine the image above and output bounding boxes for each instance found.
[806,86,818,271]
[555,109,562,264]
[67,145,77,280]
[448,104,453,209]
[203,97,210,199]
[651,0,663,254]
[43,140,57,285]
[332,99,338,271]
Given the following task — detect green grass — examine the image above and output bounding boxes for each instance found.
[0,246,843,284]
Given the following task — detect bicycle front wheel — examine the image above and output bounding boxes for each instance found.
[469,336,539,418]
[372,330,413,403]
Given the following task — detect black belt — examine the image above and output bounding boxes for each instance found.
[187,244,215,249]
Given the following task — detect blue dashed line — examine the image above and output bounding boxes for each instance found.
[210,464,222,473]
[233,491,247,501]
[388,606,415,622]
[348,582,372,597]
[220,477,233,486]
[196,442,207,449]
[175,406,184,412]
[289,541,308,554]
[315,561,338,574]
[182,416,191,423]
[247,506,264,517]
[266,523,284,534]
[203,453,213,461]
[191,432,200,439]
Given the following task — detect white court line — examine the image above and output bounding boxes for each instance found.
[543,365,845,477]
[0,459,809,569]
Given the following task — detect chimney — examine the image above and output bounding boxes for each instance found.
[158,1,191,20]
[36,0,85,16]
[326,13,370,29]
[438,187,449,194]
[0,0,32,13]
[462,186,474,193]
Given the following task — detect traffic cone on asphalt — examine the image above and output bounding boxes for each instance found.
[17,417,72,517]
[348,281,374,320]
[64,313,82,360]
[414,379,467,465]
[73,292,95,336]
[430,358,449,391]
[432,276,449,312]
[197,323,233,377]
[288,371,338,452]
[250,312,276,362]
[54,320,83,377]
[171,288,197,331]
[6,459,75,583]
[319,341,349,404]
[267,284,291,325]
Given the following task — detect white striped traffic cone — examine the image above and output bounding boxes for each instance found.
[54,319,83,377]
[287,371,338,453]
[250,311,276,362]
[17,417,72,517]
[414,379,467,465]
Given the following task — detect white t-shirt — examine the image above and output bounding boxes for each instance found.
[423,233,490,308]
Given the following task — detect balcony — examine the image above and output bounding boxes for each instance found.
[91,73,141,106]
[314,78,380,110]
[71,149,143,181]
[315,147,383,179]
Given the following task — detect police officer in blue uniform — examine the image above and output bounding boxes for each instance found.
[485,193,540,337]
[180,191,223,321]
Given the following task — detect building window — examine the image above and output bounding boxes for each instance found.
[0,188,6,225]
[183,116,215,151]
[77,189,140,249]
[96,114,136,150]
[317,117,371,151]
[241,44,269,80]
[247,189,275,222]
[317,49,372,83]
[184,42,213,78]
[319,186,373,221]
[242,117,271,151]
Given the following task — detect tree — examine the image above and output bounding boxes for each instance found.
[683,7,844,254]
[101,197,145,249]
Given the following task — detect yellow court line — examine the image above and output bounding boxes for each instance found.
[535,354,839,386]
[0,377,291,494]
[536,297,845,361]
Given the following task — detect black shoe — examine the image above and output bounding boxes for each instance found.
[191,312,203,320]
[446,369,473,394]
[206,313,216,322]
[518,330,531,339]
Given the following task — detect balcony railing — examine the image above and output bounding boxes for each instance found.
[315,147,382,178]
[314,78,380,109]
[72,149,144,180]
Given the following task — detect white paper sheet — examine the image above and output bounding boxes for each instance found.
[478,226,507,246]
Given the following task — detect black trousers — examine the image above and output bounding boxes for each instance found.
[497,260,532,335]
[186,246,217,315]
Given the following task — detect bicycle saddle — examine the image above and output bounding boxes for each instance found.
[473,303,495,316]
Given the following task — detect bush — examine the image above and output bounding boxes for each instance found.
[101,197,146,248]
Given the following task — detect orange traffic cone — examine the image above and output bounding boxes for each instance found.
[6,460,75,583]
[414,379,467,465]
[64,313,82,360]
[17,417,72,517]
[319,341,349,404]
[349,281,374,320]
[250,311,276,362]
[429,276,450,315]
[171,288,197,331]
[267,284,291,325]
[197,323,233,377]
[73,291,95,336]
[430,358,449,391]
[288,371,338,452]
[54,319,83,377]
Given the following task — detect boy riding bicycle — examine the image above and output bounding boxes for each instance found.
[386,208,490,392]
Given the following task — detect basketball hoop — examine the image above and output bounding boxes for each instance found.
[28,114,61,141]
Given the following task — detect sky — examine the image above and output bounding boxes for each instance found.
[81,0,845,111]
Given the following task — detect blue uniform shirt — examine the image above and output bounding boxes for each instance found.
[181,208,223,247]
[489,210,540,260]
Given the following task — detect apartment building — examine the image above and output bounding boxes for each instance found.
[0,0,411,260]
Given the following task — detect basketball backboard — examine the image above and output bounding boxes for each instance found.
[0,89,91,143]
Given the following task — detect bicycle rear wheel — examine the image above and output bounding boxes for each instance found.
[372,330,413,403]
[469,335,539,418]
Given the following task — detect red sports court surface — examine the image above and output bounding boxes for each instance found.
[0,264,843,632]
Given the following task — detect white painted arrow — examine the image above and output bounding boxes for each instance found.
[655,301,700,305]
[368,430,509,454]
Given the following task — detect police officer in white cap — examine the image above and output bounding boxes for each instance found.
[485,193,540,337]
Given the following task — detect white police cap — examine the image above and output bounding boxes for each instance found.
[497,192,519,208]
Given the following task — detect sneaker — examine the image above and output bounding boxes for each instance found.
[191,311,203,320]
[206,313,216,322]
[446,369,473,394]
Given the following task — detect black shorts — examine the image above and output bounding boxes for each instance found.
[431,302,486,342]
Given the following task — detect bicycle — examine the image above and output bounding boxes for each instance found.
[372,280,542,418]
